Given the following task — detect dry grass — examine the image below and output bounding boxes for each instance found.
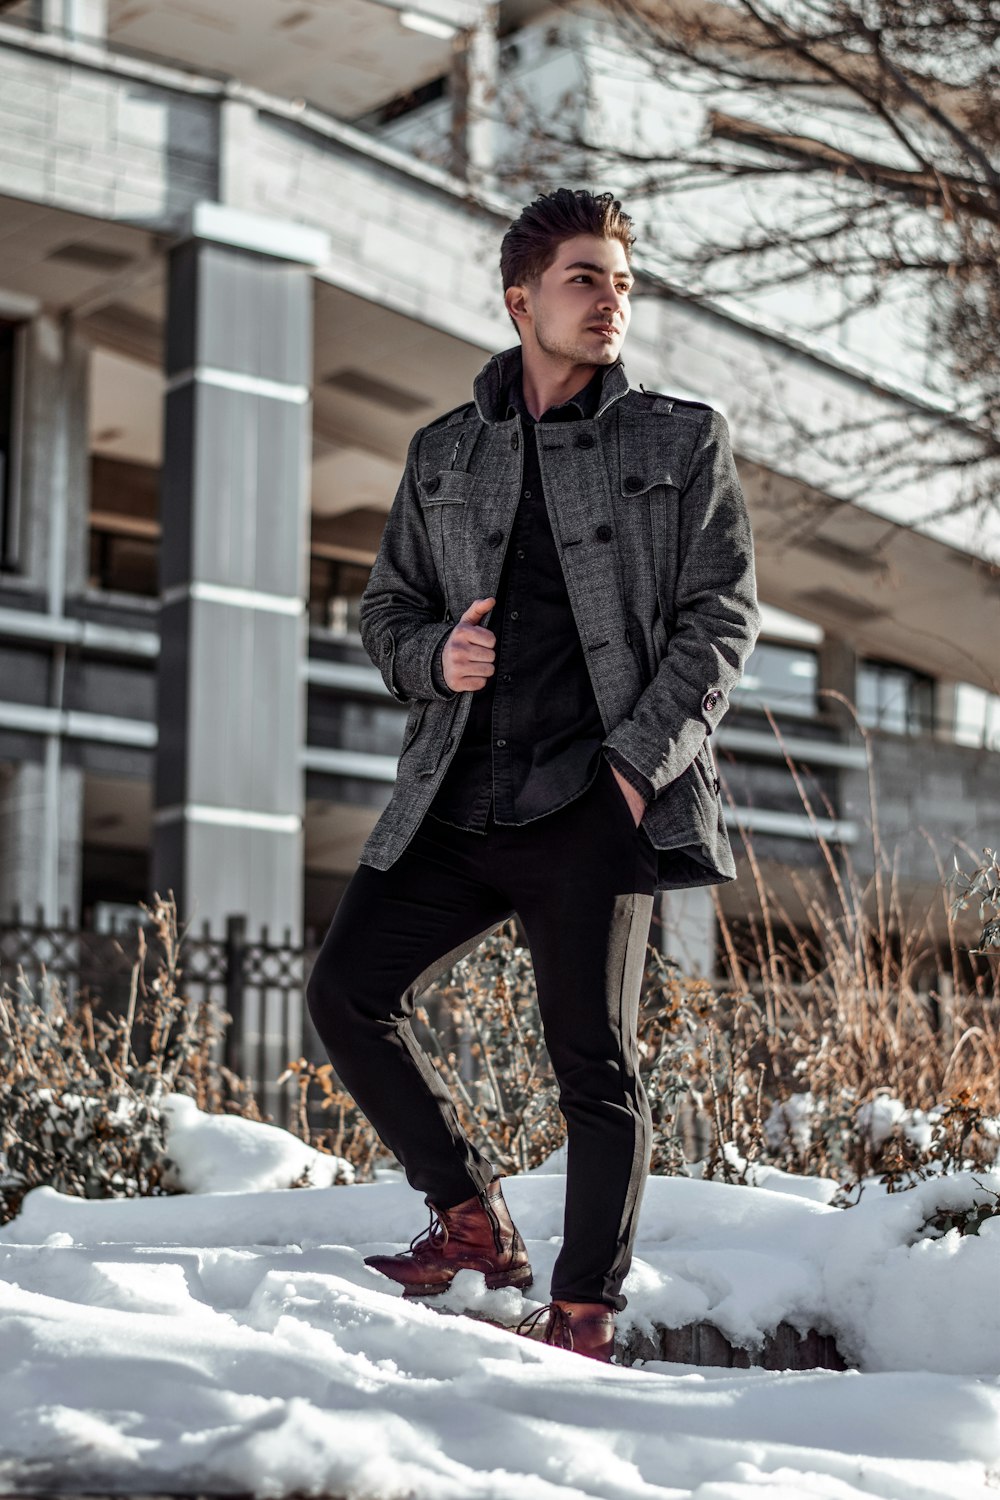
[2,708,998,1219]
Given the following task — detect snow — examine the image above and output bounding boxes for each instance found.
[1,1096,998,1499]
[159,1090,355,1194]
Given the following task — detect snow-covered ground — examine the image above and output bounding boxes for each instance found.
[1,1095,998,1499]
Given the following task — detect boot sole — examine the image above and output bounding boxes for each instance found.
[399,1263,535,1299]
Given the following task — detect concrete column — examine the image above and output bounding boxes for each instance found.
[658,885,716,980]
[934,680,958,744]
[154,205,327,945]
[449,3,499,191]
[0,315,88,925]
[19,315,89,607]
[817,636,859,733]
[0,761,83,924]
[37,0,108,42]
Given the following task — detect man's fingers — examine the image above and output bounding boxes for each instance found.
[442,599,497,690]
[459,596,496,624]
[462,625,496,645]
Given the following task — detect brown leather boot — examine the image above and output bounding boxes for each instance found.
[364,1175,533,1297]
[515,1298,616,1362]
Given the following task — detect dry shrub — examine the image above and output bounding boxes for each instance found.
[400,705,1000,1200]
[1,895,277,1225]
[413,926,566,1175]
[700,702,1000,1196]
[5,703,998,1220]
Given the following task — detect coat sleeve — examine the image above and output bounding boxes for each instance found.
[602,407,761,796]
[358,428,459,706]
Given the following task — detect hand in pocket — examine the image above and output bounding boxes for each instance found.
[608,763,646,828]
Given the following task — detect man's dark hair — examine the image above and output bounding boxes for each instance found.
[499,188,636,332]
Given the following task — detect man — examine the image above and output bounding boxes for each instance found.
[306,187,760,1362]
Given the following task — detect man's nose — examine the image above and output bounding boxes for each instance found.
[597,287,627,317]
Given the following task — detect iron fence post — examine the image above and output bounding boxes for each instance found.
[225,914,246,1080]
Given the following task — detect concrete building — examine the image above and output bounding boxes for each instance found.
[0,0,996,1043]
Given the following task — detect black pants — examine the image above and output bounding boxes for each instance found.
[306,755,658,1311]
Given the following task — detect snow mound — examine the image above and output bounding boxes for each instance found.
[160,1092,353,1194]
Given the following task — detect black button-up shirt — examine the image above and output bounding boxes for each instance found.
[425,361,652,832]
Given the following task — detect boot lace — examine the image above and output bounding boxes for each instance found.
[407,1206,449,1257]
[515,1302,574,1350]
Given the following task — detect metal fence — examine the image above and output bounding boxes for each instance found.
[0,907,319,1128]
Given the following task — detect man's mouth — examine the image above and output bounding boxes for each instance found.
[589,325,617,338]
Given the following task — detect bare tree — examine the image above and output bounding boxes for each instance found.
[483,0,1000,520]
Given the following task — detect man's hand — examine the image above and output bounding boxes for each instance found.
[441,597,497,692]
[609,764,647,827]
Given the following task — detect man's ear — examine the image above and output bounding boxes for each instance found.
[505,285,530,329]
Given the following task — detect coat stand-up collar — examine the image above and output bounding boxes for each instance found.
[472,343,631,425]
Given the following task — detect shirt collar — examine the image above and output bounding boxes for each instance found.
[502,361,613,424]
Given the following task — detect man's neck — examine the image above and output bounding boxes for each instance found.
[518,355,601,422]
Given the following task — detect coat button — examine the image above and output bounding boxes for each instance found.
[703,690,720,711]
[575,432,595,448]
[595,524,613,542]
[510,434,519,449]
[425,475,440,494]
[623,474,644,492]
[487,530,504,547]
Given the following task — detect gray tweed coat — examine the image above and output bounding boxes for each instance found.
[357,344,761,891]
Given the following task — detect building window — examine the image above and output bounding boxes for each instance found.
[953,683,1000,752]
[309,556,369,635]
[857,658,935,736]
[0,320,25,572]
[88,455,160,597]
[731,640,819,718]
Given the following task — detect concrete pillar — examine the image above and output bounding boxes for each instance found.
[0,315,88,925]
[449,3,499,191]
[817,636,859,734]
[934,681,958,744]
[0,761,83,924]
[153,205,327,948]
[658,885,716,980]
[19,315,89,607]
[36,0,108,42]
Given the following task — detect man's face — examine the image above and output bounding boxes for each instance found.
[506,232,633,367]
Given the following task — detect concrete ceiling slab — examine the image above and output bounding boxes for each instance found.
[103,0,487,119]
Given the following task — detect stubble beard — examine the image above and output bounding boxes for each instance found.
[533,313,619,369]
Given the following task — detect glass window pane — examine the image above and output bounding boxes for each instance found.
[858,660,935,736]
[731,642,817,717]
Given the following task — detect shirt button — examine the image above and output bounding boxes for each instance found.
[496,738,506,747]
[510,610,519,619]
[516,550,525,559]
[522,490,531,499]
[502,673,511,683]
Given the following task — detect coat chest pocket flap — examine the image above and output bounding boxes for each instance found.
[418,469,473,505]
[618,450,682,498]
[617,425,683,617]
